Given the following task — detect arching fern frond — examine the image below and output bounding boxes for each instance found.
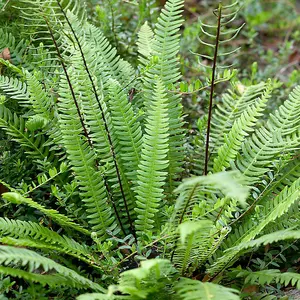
[210,82,266,152]
[61,12,135,236]
[268,85,300,134]
[173,171,249,225]
[0,246,104,291]
[108,81,142,188]
[237,269,300,290]
[228,228,300,252]
[175,278,240,300]
[0,75,28,102]
[213,82,272,172]
[2,192,89,235]
[208,177,300,275]
[0,218,91,260]
[78,15,135,88]
[232,86,300,184]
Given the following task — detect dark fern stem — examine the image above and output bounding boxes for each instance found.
[204,3,222,176]
[44,13,127,238]
[43,17,92,148]
[203,1,244,175]
[56,0,137,241]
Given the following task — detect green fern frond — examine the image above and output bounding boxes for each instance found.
[0,218,92,261]
[16,0,85,48]
[107,81,143,221]
[78,15,135,88]
[268,85,300,134]
[0,246,104,291]
[213,82,272,173]
[210,82,267,152]
[108,81,142,187]
[249,158,300,211]
[173,220,213,275]
[173,171,249,224]
[137,21,154,66]
[232,85,300,184]
[61,12,136,235]
[175,278,240,300]
[0,75,28,102]
[229,228,300,252]
[237,269,300,290]
[141,0,185,195]
[57,66,117,239]
[0,104,54,161]
[208,177,300,275]
[134,78,169,239]
[2,192,90,235]
[25,71,54,117]
[117,259,178,298]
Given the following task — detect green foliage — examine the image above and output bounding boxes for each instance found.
[0,0,299,299]
[134,78,170,239]
[238,269,300,290]
[175,278,240,300]
[0,246,104,291]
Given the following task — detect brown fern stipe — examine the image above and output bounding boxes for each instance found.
[204,3,222,176]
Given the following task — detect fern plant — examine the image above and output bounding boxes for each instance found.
[0,0,299,299]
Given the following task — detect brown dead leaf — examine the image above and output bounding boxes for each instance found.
[288,49,300,65]
[0,48,11,61]
[0,183,8,195]
[242,284,259,293]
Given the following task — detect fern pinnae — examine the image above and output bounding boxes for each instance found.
[210,82,267,152]
[43,15,92,147]
[107,81,143,218]
[0,218,90,258]
[213,82,272,173]
[140,0,185,196]
[208,177,300,275]
[58,6,135,238]
[134,78,170,239]
[175,278,240,300]
[0,104,53,161]
[57,72,117,239]
[232,86,300,185]
[2,192,90,235]
[0,246,105,292]
[25,71,54,117]
[238,269,300,290]
[66,49,129,235]
[0,75,29,102]
[137,21,154,67]
[268,85,300,134]
[40,8,126,237]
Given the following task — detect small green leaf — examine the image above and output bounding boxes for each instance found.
[194,79,202,90]
[49,167,57,177]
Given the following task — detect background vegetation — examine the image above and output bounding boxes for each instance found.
[0,0,299,299]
